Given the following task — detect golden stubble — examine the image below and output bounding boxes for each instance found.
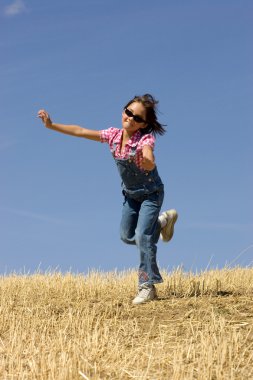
[0,267,253,379]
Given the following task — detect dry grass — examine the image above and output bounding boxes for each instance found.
[0,267,253,379]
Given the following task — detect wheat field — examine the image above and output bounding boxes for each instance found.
[0,267,253,380]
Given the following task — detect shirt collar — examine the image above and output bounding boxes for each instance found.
[114,129,123,144]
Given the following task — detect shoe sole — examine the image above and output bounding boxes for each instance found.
[160,209,178,242]
[132,295,158,305]
[132,290,158,305]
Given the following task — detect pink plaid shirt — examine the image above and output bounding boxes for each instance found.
[100,128,155,170]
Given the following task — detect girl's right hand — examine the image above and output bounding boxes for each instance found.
[37,109,52,128]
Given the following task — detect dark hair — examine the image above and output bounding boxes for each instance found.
[124,93,166,136]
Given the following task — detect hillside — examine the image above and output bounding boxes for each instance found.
[0,268,253,379]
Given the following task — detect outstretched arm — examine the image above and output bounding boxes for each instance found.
[37,109,101,141]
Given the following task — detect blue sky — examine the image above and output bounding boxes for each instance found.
[1,0,252,275]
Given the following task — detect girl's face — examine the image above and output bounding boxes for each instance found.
[121,101,147,135]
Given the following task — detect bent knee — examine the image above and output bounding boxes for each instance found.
[120,232,136,245]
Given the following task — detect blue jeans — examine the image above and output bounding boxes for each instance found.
[120,190,164,287]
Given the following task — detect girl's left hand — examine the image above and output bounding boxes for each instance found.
[141,145,156,171]
[141,156,155,171]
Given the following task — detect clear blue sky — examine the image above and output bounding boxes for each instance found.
[1,0,252,274]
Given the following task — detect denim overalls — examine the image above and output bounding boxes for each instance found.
[111,142,164,287]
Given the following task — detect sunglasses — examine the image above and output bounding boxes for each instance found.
[124,108,146,124]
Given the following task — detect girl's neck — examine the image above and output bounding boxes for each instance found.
[122,129,138,140]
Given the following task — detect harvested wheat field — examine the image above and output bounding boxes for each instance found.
[0,267,253,380]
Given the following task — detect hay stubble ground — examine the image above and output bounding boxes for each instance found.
[0,268,253,379]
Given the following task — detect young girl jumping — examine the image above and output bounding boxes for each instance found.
[38,94,178,305]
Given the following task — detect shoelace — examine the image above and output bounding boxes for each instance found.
[138,288,152,298]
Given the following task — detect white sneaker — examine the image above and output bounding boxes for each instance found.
[132,285,157,305]
[160,209,178,242]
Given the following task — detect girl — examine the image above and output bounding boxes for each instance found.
[38,94,178,305]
